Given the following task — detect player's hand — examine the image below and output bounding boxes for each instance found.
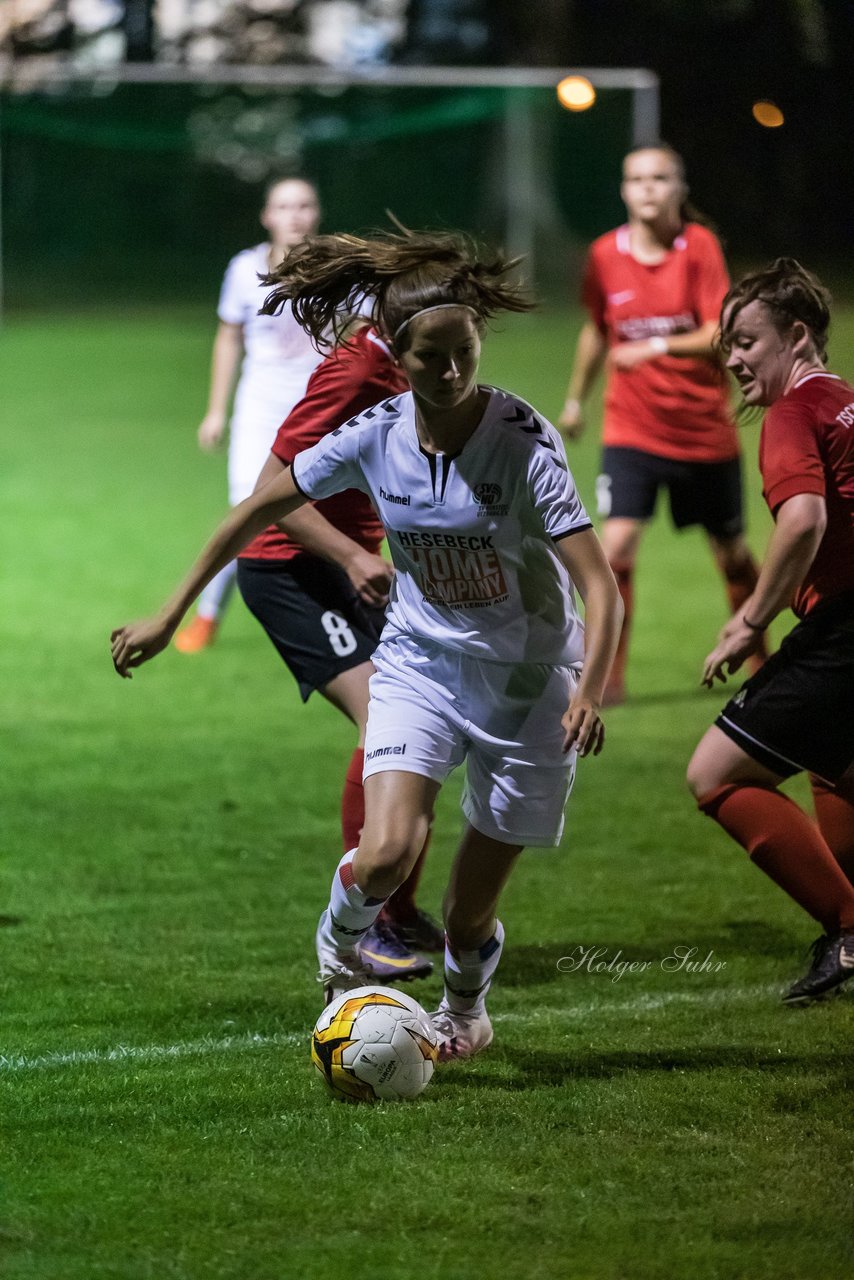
[561,696,605,758]
[111,615,177,678]
[558,398,585,440]
[197,412,226,451]
[608,340,657,371]
[701,614,764,687]
[343,550,394,608]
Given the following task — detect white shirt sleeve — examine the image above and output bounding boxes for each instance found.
[217,253,251,326]
[527,420,591,539]
[291,419,369,501]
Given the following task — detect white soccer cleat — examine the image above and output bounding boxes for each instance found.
[315,910,374,1006]
[429,1001,494,1061]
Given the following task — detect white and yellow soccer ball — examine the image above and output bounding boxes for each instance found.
[311,986,439,1102]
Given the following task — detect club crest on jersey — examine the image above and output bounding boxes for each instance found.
[473,482,508,517]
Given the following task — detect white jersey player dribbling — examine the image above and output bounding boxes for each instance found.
[111,230,623,1065]
[293,385,592,847]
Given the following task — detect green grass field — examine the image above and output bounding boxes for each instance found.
[2,305,853,1280]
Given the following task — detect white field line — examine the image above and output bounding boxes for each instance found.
[1,983,780,1075]
[492,982,781,1022]
[0,1030,305,1075]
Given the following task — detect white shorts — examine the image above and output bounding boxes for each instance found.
[364,632,579,848]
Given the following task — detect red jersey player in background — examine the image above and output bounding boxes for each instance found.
[560,144,765,704]
[687,259,854,1005]
[235,319,444,978]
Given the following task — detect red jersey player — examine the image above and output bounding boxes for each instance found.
[560,144,765,703]
[687,258,854,1004]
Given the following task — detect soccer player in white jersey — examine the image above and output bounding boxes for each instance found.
[175,177,324,653]
[112,229,623,1062]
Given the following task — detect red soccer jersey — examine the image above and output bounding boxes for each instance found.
[759,372,854,618]
[240,328,407,561]
[582,222,739,462]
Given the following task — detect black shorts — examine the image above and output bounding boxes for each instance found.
[237,556,386,702]
[598,446,744,538]
[715,593,854,785]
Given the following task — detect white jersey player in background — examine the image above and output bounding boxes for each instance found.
[175,177,324,653]
[112,229,623,1062]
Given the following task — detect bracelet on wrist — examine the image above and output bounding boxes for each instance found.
[648,335,668,355]
[742,614,767,631]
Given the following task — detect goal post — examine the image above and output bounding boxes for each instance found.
[0,61,659,316]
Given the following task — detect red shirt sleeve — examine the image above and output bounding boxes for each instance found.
[271,342,381,465]
[581,246,607,334]
[761,398,827,515]
[687,226,730,326]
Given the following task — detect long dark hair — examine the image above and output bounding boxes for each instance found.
[259,229,534,352]
[719,258,832,361]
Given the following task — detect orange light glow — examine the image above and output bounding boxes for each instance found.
[752,100,785,128]
[557,76,596,113]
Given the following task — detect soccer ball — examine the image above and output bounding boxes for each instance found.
[311,986,439,1102]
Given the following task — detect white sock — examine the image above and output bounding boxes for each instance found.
[319,850,386,953]
[443,920,505,1015]
[198,560,238,621]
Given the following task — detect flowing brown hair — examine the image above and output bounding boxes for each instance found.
[259,228,534,352]
[718,257,832,361]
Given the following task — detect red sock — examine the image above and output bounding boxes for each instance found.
[384,836,432,923]
[606,559,633,694]
[811,774,854,885]
[698,783,854,931]
[341,748,365,853]
[722,554,768,672]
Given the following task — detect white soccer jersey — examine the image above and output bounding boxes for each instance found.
[292,387,592,665]
[218,244,324,424]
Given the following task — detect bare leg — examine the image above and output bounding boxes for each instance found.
[600,517,645,704]
[430,825,524,1060]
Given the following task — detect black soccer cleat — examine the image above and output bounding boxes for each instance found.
[782,930,854,1005]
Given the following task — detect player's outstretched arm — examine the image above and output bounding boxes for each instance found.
[252,452,393,607]
[556,529,623,757]
[111,468,307,678]
[559,321,606,438]
[701,493,827,687]
[197,321,243,450]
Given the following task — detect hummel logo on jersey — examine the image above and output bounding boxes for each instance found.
[365,743,406,761]
[379,486,411,506]
[608,290,635,305]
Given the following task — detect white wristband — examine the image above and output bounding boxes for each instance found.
[648,335,668,355]
[563,398,581,414]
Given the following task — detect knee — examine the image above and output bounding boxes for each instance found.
[686,744,728,802]
[355,831,423,897]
